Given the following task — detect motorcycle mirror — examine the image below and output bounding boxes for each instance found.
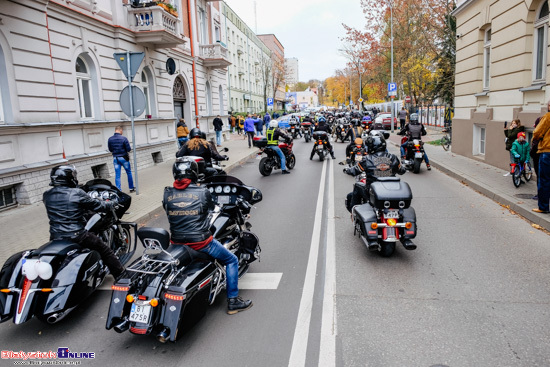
[383,132,390,139]
[223,147,229,152]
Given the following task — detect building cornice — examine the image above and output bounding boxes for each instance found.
[452,0,478,17]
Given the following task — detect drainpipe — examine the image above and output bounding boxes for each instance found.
[187,0,200,128]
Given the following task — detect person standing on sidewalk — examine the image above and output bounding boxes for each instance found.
[398,106,408,130]
[229,113,236,133]
[108,126,135,193]
[504,119,525,176]
[176,118,189,148]
[531,116,542,200]
[532,101,550,214]
[263,112,271,134]
[244,114,255,148]
[213,115,224,147]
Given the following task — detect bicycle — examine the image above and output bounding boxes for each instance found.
[441,122,452,151]
[511,158,532,188]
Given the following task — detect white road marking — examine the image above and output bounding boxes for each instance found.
[238,272,283,289]
[320,158,336,366]
[288,159,327,367]
[97,272,283,291]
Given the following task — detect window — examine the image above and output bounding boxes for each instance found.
[206,81,212,115]
[473,124,486,155]
[0,185,16,211]
[76,56,93,118]
[483,29,491,90]
[215,26,221,42]
[534,1,549,81]
[198,8,207,44]
[219,85,224,114]
[141,71,151,117]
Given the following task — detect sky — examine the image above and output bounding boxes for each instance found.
[223,0,367,82]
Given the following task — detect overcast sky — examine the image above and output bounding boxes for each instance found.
[223,0,367,82]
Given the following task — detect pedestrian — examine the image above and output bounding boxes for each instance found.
[176,118,189,148]
[237,115,244,136]
[107,126,135,193]
[244,114,255,148]
[253,114,263,136]
[213,115,223,147]
[533,100,550,214]
[504,119,525,176]
[263,112,271,134]
[230,114,236,133]
[531,116,542,200]
[398,106,408,130]
[511,132,530,181]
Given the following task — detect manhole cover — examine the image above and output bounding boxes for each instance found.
[514,193,534,199]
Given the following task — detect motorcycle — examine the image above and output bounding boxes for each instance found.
[401,136,425,174]
[289,121,301,139]
[312,131,330,161]
[0,179,136,324]
[301,122,313,143]
[348,173,417,257]
[346,138,367,167]
[105,175,262,343]
[334,123,348,143]
[253,137,296,176]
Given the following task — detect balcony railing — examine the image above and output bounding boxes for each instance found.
[127,6,184,48]
[237,44,244,54]
[238,66,245,75]
[199,43,231,69]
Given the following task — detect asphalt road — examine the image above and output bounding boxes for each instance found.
[0,135,549,367]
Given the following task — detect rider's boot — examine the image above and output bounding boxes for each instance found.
[227,297,253,315]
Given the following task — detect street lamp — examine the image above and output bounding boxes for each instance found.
[390,0,395,132]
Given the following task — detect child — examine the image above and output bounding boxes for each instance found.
[510,132,530,172]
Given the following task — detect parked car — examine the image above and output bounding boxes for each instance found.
[373,113,398,130]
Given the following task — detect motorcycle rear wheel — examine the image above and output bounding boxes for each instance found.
[287,154,296,170]
[413,159,421,174]
[379,241,396,257]
[259,157,273,176]
[319,151,325,161]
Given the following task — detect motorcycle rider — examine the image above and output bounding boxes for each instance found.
[344,135,406,212]
[310,116,336,160]
[176,128,229,176]
[399,113,431,170]
[164,157,252,314]
[344,119,364,159]
[266,120,292,174]
[43,165,125,279]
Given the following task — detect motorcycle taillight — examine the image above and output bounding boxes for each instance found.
[18,277,32,314]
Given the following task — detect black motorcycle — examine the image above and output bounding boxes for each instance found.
[253,137,296,176]
[347,173,417,257]
[312,131,330,161]
[301,122,313,143]
[289,121,301,139]
[401,136,426,174]
[105,175,262,343]
[0,179,136,324]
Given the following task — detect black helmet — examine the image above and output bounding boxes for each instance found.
[410,113,419,124]
[189,128,202,139]
[366,135,387,154]
[50,165,78,187]
[173,157,199,182]
[352,118,360,126]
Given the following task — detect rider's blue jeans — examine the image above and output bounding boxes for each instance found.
[113,156,134,191]
[199,239,239,299]
[269,145,286,171]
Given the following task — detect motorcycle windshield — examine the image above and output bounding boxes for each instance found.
[203,175,243,185]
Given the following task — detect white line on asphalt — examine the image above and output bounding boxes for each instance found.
[288,158,327,367]
[319,158,336,366]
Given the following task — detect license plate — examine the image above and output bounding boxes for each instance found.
[355,155,362,161]
[414,152,423,158]
[129,303,151,324]
[256,155,262,160]
[385,210,399,219]
[317,146,323,151]
[218,195,230,204]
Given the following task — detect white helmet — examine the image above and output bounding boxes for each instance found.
[269,121,278,128]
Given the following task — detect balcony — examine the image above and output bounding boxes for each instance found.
[237,44,244,54]
[127,6,184,49]
[238,66,245,75]
[199,43,231,69]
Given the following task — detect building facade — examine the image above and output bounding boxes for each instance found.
[453,0,549,170]
[258,34,285,111]
[221,2,271,114]
[0,0,230,206]
[285,88,318,110]
[285,57,299,87]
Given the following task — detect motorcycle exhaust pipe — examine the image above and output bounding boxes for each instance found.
[401,239,417,251]
[157,328,169,343]
[47,311,69,324]
[113,320,130,333]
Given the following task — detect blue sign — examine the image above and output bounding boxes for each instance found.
[267,98,274,106]
[388,83,397,92]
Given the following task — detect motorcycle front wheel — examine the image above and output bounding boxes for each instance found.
[286,154,296,170]
[115,224,134,265]
[259,157,273,176]
[379,241,396,257]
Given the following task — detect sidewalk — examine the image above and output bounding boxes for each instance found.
[0,133,259,264]
[387,127,550,232]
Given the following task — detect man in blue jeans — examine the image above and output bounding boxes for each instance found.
[107,126,135,192]
[266,120,292,174]
[164,157,252,314]
[532,101,550,214]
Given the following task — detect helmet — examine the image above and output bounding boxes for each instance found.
[50,165,78,187]
[352,119,360,126]
[318,117,326,123]
[173,157,199,182]
[269,120,278,128]
[366,135,387,153]
[410,113,419,124]
[189,128,202,139]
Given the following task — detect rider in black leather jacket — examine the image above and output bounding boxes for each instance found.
[164,157,252,315]
[42,165,124,278]
[176,128,228,176]
[344,136,406,212]
[310,117,336,159]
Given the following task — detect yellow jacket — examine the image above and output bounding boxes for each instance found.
[534,112,550,153]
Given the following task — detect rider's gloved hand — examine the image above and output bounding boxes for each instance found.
[223,155,229,161]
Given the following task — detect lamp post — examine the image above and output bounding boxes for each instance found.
[390,0,395,132]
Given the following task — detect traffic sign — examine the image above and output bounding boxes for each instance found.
[120,86,146,117]
[358,98,363,102]
[113,52,144,81]
[388,82,397,96]
[267,98,274,106]
[405,96,411,103]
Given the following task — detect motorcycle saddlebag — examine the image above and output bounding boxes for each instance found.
[237,231,261,263]
[313,131,328,140]
[369,178,412,209]
[352,202,378,241]
[401,207,417,239]
[252,137,267,148]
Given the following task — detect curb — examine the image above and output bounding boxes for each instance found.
[131,149,260,227]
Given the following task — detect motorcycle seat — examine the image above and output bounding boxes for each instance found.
[36,240,81,256]
[155,244,214,264]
